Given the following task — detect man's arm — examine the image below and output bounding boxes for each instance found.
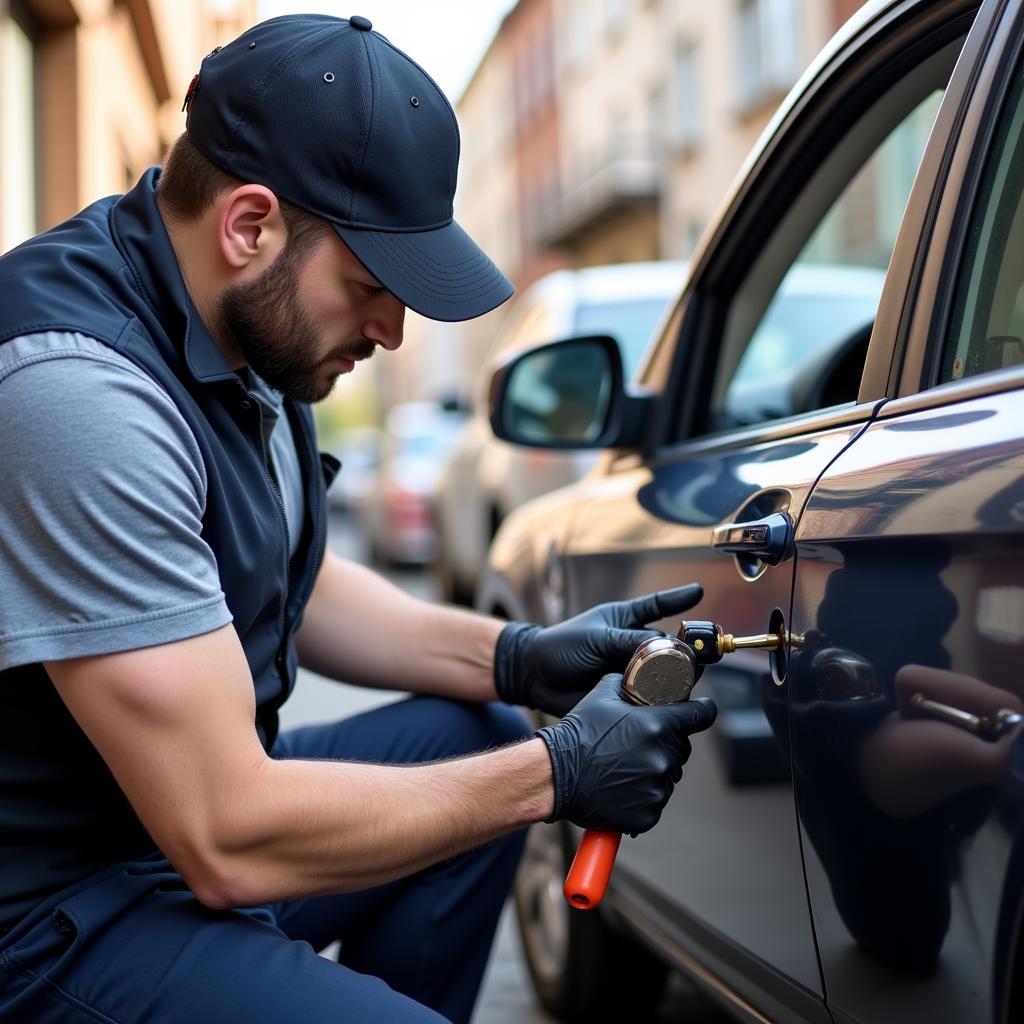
[45,624,552,910]
[296,552,708,719]
[295,549,504,701]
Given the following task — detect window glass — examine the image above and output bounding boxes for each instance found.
[705,40,961,434]
[574,297,671,377]
[736,0,799,109]
[675,41,702,150]
[941,61,1024,382]
[0,11,37,252]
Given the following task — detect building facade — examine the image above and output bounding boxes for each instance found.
[0,0,254,254]
[456,0,870,281]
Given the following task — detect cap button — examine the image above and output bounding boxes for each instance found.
[350,15,372,31]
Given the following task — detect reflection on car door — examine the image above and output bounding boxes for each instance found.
[561,6,974,1019]
[791,10,1024,1021]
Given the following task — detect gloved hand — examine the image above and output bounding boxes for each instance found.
[537,673,717,835]
[493,584,703,717]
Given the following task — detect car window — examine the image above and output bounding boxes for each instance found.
[705,39,963,434]
[940,59,1024,383]
[573,297,671,378]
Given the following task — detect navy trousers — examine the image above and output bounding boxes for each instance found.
[0,697,531,1024]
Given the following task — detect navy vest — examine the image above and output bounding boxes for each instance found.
[0,169,338,925]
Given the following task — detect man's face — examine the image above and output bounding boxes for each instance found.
[217,228,405,403]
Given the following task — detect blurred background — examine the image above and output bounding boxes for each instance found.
[0,1,883,1019]
[0,1,885,552]
[0,0,897,604]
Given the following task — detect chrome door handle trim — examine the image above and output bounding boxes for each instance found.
[712,511,793,566]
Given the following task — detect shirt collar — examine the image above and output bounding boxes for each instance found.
[110,167,238,384]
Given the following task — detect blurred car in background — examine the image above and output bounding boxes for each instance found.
[434,261,685,604]
[326,425,381,514]
[360,401,466,567]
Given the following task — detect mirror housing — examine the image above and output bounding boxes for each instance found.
[488,334,654,450]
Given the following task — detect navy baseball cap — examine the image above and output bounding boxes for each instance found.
[183,14,514,322]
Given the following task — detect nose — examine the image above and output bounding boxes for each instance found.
[363,293,406,351]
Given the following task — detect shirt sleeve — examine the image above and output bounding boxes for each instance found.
[0,335,232,670]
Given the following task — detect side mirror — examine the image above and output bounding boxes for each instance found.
[488,335,653,450]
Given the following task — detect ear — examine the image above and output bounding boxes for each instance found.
[217,185,286,271]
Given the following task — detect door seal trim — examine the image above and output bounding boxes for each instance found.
[606,890,775,1024]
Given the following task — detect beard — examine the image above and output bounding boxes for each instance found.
[216,244,376,403]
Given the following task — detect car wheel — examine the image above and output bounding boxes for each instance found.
[433,550,474,606]
[514,820,669,1022]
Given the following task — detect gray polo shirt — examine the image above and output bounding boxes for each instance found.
[0,331,304,670]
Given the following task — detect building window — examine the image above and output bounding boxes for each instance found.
[675,41,702,152]
[606,0,626,36]
[569,0,591,71]
[1,3,38,251]
[736,0,800,112]
[647,82,666,160]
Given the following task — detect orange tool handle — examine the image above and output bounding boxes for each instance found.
[563,830,622,909]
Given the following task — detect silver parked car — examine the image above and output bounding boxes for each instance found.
[436,260,884,605]
[359,401,466,567]
[434,261,685,604]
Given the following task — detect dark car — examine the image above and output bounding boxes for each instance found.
[477,1,1024,1022]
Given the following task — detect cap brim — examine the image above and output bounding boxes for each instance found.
[334,219,514,322]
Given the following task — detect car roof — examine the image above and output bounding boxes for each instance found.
[523,261,688,311]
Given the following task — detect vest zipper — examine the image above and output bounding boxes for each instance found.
[240,383,292,659]
[294,410,328,609]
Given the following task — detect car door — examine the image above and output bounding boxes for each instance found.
[791,4,1024,1022]
[559,2,981,1019]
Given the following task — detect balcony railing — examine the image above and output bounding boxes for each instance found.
[537,135,661,249]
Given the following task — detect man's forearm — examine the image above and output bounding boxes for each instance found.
[295,552,504,701]
[197,737,553,908]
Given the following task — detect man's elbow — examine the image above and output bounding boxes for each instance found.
[166,807,274,910]
[178,848,269,911]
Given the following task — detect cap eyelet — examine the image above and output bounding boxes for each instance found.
[248,41,256,49]
[410,96,420,107]
[324,72,335,83]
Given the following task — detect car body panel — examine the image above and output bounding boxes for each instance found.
[556,417,889,1021]
[791,385,1024,1024]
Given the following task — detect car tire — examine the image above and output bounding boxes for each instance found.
[514,820,669,1023]
[433,550,475,607]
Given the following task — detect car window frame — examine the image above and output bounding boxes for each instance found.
[891,0,1024,404]
[638,0,985,464]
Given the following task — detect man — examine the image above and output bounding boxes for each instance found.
[0,15,715,1024]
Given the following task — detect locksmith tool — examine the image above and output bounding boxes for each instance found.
[908,692,1023,740]
[563,620,783,910]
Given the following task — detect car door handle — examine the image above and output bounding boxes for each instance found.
[712,511,793,565]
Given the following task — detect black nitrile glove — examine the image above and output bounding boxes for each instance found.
[537,673,717,835]
[494,584,703,717]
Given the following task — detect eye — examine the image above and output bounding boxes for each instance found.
[357,281,386,299]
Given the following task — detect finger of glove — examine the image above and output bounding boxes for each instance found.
[657,696,718,740]
[575,672,624,711]
[587,626,665,666]
[612,584,704,628]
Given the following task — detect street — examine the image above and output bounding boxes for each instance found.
[278,512,732,1024]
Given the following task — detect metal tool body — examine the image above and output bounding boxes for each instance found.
[564,619,782,909]
[909,693,1023,741]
